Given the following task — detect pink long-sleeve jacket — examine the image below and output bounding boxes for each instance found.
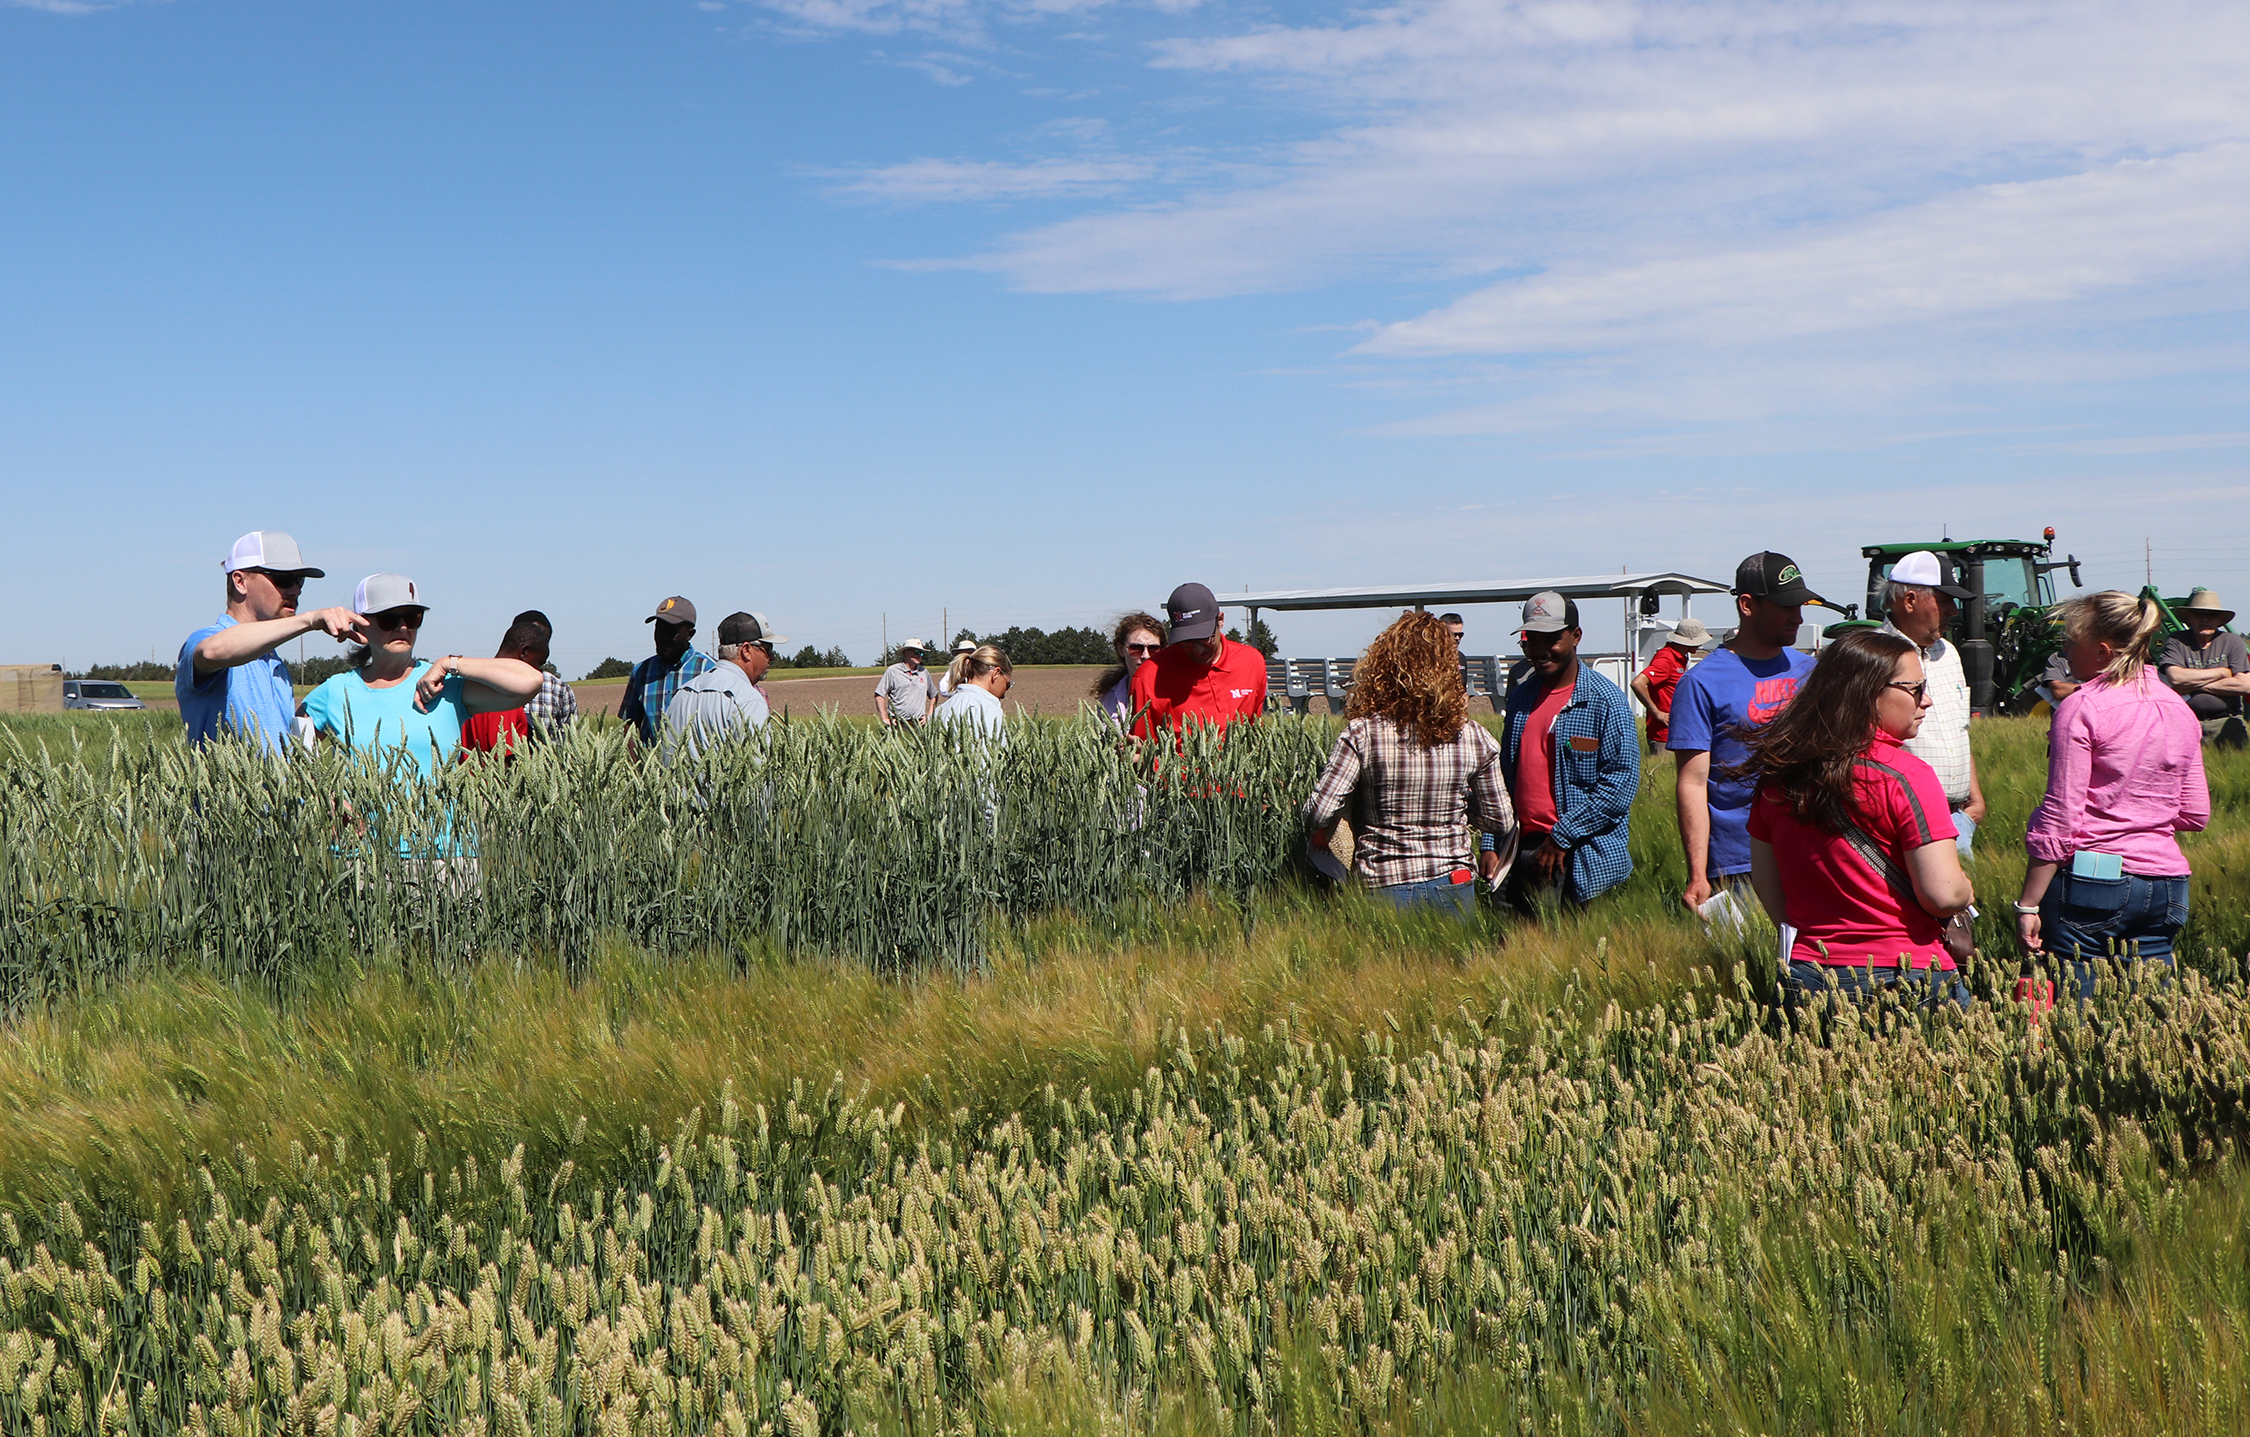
[2026,672,2209,876]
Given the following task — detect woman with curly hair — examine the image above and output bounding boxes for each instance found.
[1091,611,1166,726]
[1741,627,1974,1004]
[1302,610,1515,913]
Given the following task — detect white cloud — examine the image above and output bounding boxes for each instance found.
[1360,145,2250,356]
[826,155,1155,201]
[944,0,2250,298]
[788,0,2250,430]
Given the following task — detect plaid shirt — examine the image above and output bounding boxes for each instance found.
[1500,665,1641,900]
[1303,717,1515,887]
[1882,624,1973,804]
[620,648,716,744]
[523,670,579,736]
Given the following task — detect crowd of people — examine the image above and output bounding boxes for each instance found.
[176,530,2222,1004]
[1294,547,2217,1007]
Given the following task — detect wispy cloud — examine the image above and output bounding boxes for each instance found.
[780,0,2250,430]
[824,155,1155,201]
[1359,146,2250,357]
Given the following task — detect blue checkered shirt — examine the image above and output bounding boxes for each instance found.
[1499,664,1642,901]
[620,648,716,744]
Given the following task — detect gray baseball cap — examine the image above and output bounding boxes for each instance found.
[223,531,324,578]
[646,596,697,627]
[1519,591,1579,634]
[718,611,790,648]
[352,573,424,614]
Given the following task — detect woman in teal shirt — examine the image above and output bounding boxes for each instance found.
[301,572,544,771]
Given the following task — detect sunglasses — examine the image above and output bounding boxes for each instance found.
[250,569,305,590]
[1125,642,1162,655]
[1887,679,1928,701]
[372,609,425,631]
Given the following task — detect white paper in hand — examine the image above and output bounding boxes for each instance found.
[1696,888,1749,936]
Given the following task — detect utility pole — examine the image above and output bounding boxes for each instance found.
[2145,538,2153,588]
[881,614,887,661]
[942,607,947,648]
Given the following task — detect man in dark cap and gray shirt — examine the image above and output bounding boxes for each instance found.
[662,611,785,761]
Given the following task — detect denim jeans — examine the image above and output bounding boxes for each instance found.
[1375,873,1479,916]
[1784,959,1970,1009]
[2040,869,2188,998]
[1951,809,1976,860]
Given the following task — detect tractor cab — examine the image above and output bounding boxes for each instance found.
[1859,533,2083,715]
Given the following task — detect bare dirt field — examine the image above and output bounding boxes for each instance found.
[761,664,1110,720]
[115,666,1116,722]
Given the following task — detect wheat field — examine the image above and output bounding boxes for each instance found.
[1,711,2246,1435]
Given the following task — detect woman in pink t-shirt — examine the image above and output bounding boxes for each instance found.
[1742,628,1975,1005]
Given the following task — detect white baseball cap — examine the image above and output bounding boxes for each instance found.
[353,573,424,614]
[1888,551,1972,599]
[223,531,324,578]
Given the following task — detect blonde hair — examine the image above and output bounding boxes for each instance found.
[2057,590,2163,687]
[958,644,1012,684]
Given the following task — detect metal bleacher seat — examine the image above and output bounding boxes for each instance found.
[1321,657,1355,714]
[1460,654,1509,714]
[1285,658,1325,716]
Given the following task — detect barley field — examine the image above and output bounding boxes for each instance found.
[1,711,2247,1435]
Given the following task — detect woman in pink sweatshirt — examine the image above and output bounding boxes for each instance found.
[2019,591,2210,996]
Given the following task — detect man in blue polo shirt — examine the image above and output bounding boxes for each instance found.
[177,531,364,754]
[1669,551,1825,912]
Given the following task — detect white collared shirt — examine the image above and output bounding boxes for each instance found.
[1884,622,1972,804]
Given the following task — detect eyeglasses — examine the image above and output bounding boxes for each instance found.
[372,609,424,631]
[1886,680,1928,700]
[1125,642,1162,655]
[250,569,305,590]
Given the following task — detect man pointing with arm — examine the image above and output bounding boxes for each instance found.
[178,531,363,753]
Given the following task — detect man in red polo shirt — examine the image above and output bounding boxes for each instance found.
[1130,581,1268,739]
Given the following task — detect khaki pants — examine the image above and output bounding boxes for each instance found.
[2200,715,2248,749]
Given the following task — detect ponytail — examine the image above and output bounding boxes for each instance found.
[2057,590,2161,688]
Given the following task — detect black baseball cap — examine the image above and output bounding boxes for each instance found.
[1733,552,1830,609]
[718,611,789,647]
[1164,582,1222,644]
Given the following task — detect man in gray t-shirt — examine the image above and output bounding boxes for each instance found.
[874,641,937,726]
[2158,589,2250,746]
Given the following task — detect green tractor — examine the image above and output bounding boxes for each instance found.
[1848,531,2084,715]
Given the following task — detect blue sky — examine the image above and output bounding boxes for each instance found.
[7,0,2248,675]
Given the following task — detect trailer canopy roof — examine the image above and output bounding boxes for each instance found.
[1231,572,1728,613]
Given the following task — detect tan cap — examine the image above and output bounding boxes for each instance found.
[1668,617,1717,649]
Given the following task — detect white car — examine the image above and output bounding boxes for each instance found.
[63,679,147,711]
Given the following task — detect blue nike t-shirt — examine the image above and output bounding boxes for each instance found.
[177,617,298,754]
[1666,646,1816,876]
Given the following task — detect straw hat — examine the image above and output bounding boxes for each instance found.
[2179,588,2236,627]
